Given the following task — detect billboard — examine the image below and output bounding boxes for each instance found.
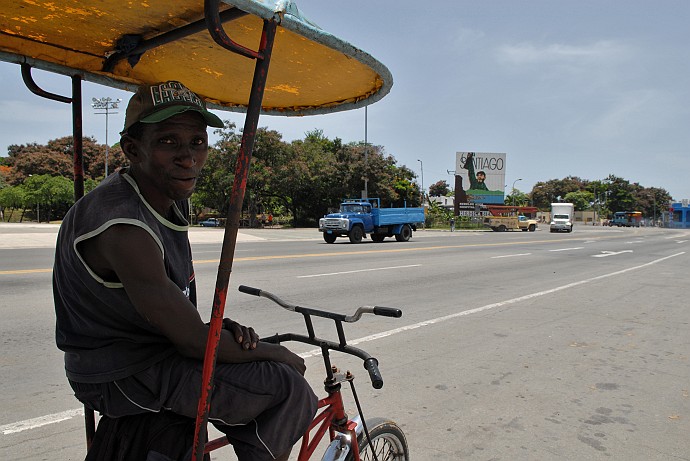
[455,152,506,204]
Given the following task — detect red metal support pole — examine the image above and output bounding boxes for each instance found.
[192,17,278,461]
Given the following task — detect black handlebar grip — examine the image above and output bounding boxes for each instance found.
[238,285,262,296]
[363,357,383,389]
[373,306,403,318]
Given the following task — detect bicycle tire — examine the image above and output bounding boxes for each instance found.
[347,418,409,461]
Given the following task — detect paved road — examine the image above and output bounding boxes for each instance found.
[1,224,689,460]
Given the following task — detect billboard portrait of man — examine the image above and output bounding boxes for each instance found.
[455,152,506,204]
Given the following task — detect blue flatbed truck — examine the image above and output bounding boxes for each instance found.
[318,198,425,243]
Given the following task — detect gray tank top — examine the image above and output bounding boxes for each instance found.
[53,169,197,383]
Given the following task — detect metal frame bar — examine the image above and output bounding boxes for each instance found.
[102,7,251,72]
[19,65,85,200]
[191,9,279,461]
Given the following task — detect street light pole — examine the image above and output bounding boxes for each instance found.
[417,159,424,205]
[511,178,523,206]
[363,105,368,199]
[92,97,121,178]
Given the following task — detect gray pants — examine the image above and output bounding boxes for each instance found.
[71,355,318,461]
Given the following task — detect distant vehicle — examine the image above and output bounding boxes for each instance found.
[550,203,574,233]
[199,218,222,227]
[608,211,642,227]
[481,205,538,232]
[318,198,425,243]
[483,214,538,232]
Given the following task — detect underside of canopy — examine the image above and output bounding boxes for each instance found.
[0,0,392,115]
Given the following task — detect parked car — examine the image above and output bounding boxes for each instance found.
[199,218,222,227]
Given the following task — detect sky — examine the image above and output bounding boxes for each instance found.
[1,0,689,200]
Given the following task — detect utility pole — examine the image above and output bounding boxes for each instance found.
[417,159,424,205]
[418,159,425,229]
[511,178,522,206]
[92,97,121,178]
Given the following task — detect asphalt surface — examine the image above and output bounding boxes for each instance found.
[2,223,689,460]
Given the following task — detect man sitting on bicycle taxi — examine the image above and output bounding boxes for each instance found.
[53,81,317,460]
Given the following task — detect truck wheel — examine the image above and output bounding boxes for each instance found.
[323,233,337,244]
[497,225,507,232]
[521,228,528,232]
[528,224,536,232]
[395,224,412,242]
[348,226,364,244]
[371,234,385,242]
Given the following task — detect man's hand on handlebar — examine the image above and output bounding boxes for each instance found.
[220,319,305,375]
[222,318,259,350]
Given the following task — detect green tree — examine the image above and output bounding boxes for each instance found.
[5,136,127,184]
[604,175,636,214]
[22,174,74,222]
[429,180,450,197]
[0,184,25,221]
[196,122,242,216]
[563,190,593,211]
[530,177,587,209]
[426,198,452,226]
[631,186,671,221]
[505,189,529,207]
[277,133,341,226]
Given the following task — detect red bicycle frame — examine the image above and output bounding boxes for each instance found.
[298,386,360,461]
[203,370,362,460]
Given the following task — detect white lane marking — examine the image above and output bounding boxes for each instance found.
[491,253,531,259]
[549,247,584,252]
[297,264,420,278]
[592,250,633,258]
[1,408,83,435]
[678,240,687,244]
[298,252,685,358]
[5,252,685,435]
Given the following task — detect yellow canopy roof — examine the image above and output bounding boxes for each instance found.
[0,0,392,115]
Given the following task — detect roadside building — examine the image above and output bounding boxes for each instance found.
[670,200,690,229]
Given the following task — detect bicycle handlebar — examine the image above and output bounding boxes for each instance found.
[238,285,402,322]
[238,285,401,389]
[364,358,383,389]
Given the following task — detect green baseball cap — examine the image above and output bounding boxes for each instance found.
[122,81,224,134]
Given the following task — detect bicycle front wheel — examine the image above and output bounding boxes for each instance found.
[351,418,409,461]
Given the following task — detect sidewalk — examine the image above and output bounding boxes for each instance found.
[0,223,322,249]
[0,223,460,250]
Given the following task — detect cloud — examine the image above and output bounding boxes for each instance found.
[496,40,630,66]
[452,26,486,49]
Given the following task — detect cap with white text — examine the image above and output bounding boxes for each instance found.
[122,81,223,134]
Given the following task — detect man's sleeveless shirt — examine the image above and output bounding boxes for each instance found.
[53,170,197,383]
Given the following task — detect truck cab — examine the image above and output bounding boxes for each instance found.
[319,199,376,243]
[549,203,574,233]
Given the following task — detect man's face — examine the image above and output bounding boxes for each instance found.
[124,112,209,214]
[477,172,486,183]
